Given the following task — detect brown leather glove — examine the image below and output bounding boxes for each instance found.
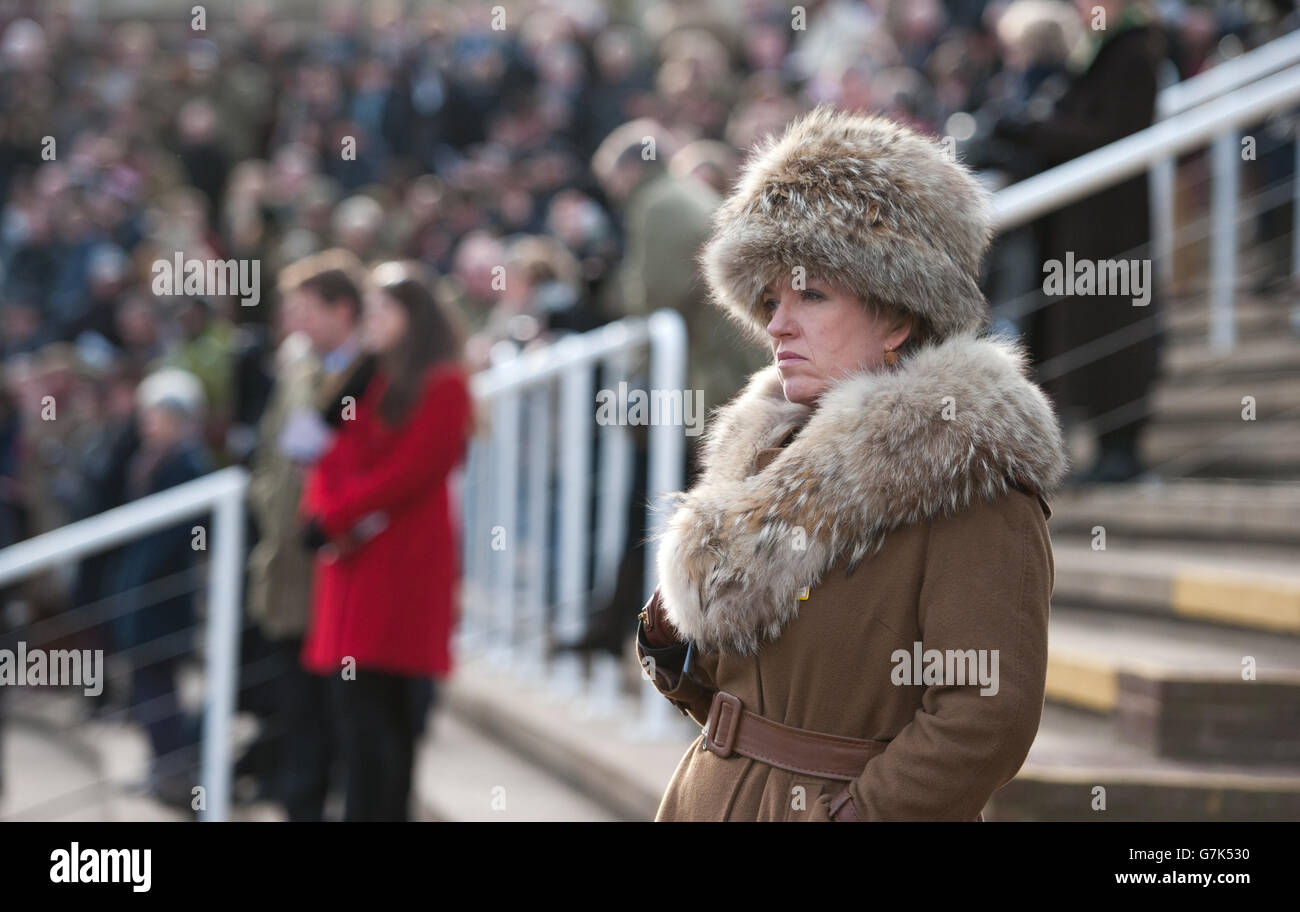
[638,588,684,649]
[829,787,862,821]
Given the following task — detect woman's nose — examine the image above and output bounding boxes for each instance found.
[767,300,794,338]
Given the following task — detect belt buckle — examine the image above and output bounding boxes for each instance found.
[702,691,742,759]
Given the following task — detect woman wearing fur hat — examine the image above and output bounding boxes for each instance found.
[635,106,1068,821]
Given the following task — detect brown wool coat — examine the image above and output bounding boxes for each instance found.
[637,334,1067,821]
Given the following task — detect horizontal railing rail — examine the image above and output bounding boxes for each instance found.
[0,466,248,822]
[993,60,1300,352]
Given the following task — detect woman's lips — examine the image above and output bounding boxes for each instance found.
[776,353,806,366]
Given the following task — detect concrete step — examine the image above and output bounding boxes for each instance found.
[1051,538,1300,635]
[988,704,1300,821]
[1048,479,1300,547]
[415,707,619,821]
[0,714,109,821]
[1164,335,1300,379]
[1046,606,1300,762]
[440,654,698,821]
[1151,373,1300,423]
[447,656,1300,822]
[1167,297,1300,343]
[0,686,290,822]
[1140,415,1300,478]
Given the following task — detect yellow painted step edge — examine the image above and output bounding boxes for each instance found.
[1045,651,1117,713]
[1172,573,1300,634]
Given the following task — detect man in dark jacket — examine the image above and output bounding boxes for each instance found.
[997,0,1168,482]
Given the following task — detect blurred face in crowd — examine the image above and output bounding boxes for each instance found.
[763,276,912,407]
[139,403,190,450]
[361,286,408,356]
[176,299,208,339]
[293,287,357,356]
[116,296,158,348]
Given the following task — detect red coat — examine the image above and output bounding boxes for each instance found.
[301,362,471,678]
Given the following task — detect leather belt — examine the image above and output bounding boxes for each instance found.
[701,690,889,781]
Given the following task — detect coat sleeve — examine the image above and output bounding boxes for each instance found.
[313,367,471,539]
[633,588,717,727]
[845,492,1053,821]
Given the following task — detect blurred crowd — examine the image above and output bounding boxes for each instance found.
[3,0,1297,551]
[1,0,1299,813]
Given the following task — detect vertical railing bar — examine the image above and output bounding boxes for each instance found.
[198,487,244,822]
[521,377,553,680]
[1210,130,1240,352]
[552,343,593,699]
[638,310,687,737]
[492,377,522,667]
[589,347,634,717]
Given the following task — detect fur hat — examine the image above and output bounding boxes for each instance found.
[700,105,994,345]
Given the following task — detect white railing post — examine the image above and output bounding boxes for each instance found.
[588,344,634,718]
[1151,59,1180,295]
[638,309,687,738]
[198,485,245,822]
[552,341,592,698]
[1210,130,1240,352]
[459,440,493,650]
[489,367,522,667]
[520,379,553,679]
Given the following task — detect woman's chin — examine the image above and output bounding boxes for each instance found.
[779,374,821,406]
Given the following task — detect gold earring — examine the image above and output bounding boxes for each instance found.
[883,346,900,367]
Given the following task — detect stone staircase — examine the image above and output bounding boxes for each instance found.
[1142,292,1300,478]
[989,284,1300,820]
[424,285,1300,822]
[13,286,1297,822]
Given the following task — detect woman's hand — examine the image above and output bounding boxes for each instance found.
[638,589,683,649]
[301,515,330,552]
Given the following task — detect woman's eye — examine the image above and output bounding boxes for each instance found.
[761,298,778,312]
[802,289,823,301]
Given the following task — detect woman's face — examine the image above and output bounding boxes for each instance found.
[763,276,910,406]
[362,287,409,355]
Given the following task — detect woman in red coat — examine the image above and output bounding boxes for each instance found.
[300,261,471,821]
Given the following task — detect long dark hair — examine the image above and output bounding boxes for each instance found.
[370,262,465,426]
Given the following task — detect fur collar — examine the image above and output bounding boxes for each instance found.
[654,333,1068,655]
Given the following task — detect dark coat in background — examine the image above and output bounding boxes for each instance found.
[109,439,212,655]
[1013,24,1168,434]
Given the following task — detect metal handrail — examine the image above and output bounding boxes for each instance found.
[993,63,1300,230]
[992,61,1300,353]
[461,310,687,736]
[1157,29,1300,117]
[0,466,248,822]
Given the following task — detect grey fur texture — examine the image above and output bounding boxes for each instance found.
[700,106,994,345]
[654,333,1068,655]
